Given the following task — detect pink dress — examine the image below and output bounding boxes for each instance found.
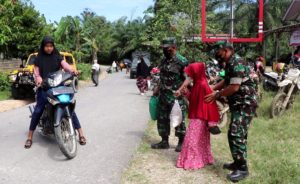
[176,119,215,170]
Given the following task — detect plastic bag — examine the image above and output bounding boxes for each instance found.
[147,80,151,89]
[149,96,158,121]
[170,100,183,128]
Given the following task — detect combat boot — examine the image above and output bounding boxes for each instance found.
[223,161,238,171]
[227,162,249,183]
[151,136,170,149]
[175,136,184,152]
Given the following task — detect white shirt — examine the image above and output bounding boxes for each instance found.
[92,63,100,71]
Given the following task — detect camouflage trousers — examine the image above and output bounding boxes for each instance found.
[157,97,186,138]
[228,106,256,162]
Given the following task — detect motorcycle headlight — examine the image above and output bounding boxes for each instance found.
[48,73,63,87]
[9,74,17,82]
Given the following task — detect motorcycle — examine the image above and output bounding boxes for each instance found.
[150,67,160,91]
[263,63,287,92]
[29,70,79,159]
[249,60,265,101]
[270,67,300,118]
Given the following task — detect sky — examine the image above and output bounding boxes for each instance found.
[30,0,154,23]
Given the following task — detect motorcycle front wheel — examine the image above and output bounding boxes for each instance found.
[54,116,77,159]
[270,92,287,118]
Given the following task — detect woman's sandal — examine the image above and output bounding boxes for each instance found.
[24,139,32,149]
[79,136,86,145]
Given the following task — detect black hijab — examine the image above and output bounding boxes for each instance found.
[35,36,63,79]
[37,36,59,56]
[137,58,150,78]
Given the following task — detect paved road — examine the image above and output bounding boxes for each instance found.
[0,72,150,184]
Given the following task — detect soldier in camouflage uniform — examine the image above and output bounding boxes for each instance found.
[205,46,257,182]
[151,38,188,152]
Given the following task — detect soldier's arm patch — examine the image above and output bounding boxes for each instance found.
[230,77,243,84]
[232,63,246,79]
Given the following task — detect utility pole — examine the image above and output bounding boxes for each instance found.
[230,0,235,40]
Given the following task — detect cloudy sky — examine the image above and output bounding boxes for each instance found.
[30,0,154,22]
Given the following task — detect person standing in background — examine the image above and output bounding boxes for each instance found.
[112,61,117,72]
[91,60,101,86]
[136,58,150,95]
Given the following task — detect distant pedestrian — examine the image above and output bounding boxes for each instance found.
[136,58,150,95]
[112,61,117,72]
[91,59,100,86]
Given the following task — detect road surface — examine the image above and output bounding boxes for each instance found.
[0,72,150,184]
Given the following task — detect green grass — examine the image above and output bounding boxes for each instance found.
[77,63,91,81]
[122,90,300,184]
[236,91,300,184]
[210,90,300,184]
[0,90,11,101]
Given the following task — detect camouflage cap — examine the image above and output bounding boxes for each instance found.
[161,37,177,48]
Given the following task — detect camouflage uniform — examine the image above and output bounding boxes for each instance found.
[157,53,188,138]
[224,55,258,163]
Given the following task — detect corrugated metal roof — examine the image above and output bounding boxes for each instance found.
[283,0,300,21]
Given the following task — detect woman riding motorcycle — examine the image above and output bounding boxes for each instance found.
[24,36,87,149]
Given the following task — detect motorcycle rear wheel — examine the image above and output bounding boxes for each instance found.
[54,117,77,159]
[270,92,287,118]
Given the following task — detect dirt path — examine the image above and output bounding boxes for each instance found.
[121,121,228,184]
[0,99,33,113]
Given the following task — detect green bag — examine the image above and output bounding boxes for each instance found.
[149,96,158,121]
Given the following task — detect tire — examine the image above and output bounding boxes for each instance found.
[262,81,270,92]
[54,116,77,159]
[130,72,134,79]
[217,101,229,128]
[270,92,287,118]
[11,86,22,100]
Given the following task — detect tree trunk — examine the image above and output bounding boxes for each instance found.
[93,50,97,63]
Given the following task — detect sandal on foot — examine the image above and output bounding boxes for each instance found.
[79,136,86,145]
[24,139,32,149]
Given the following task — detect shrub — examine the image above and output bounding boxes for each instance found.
[0,72,10,91]
[77,63,91,81]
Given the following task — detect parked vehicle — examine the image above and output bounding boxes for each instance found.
[270,68,300,118]
[9,52,77,99]
[29,70,79,159]
[263,62,287,92]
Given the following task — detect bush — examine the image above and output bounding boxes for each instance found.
[0,72,10,91]
[77,63,91,81]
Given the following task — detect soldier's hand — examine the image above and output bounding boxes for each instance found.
[205,91,217,103]
[174,90,181,98]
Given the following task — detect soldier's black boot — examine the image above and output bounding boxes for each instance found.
[223,161,238,171]
[175,136,184,152]
[151,136,170,149]
[227,161,249,183]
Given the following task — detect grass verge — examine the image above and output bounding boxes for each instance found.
[121,91,300,184]
[0,90,11,101]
